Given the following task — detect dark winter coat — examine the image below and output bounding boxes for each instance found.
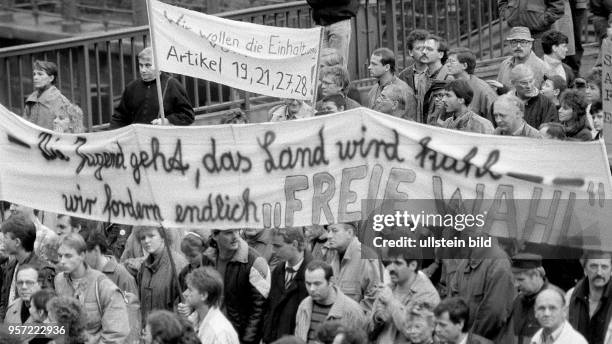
[110,73,194,129]
[263,252,312,343]
[306,0,359,26]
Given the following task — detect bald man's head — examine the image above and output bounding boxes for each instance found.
[534,288,566,331]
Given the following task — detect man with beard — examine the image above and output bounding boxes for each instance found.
[567,251,612,344]
[367,48,417,121]
[368,246,439,344]
[398,29,430,121]
[497,27,550,88]
[508,64,558,129]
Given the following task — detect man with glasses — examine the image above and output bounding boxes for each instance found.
[4,265,41,324]
[316,65,361,111]
[493,93,542,138]
[497,27,551,88]
[509,64,558,129]
[0,214,50,321]
[398,29,430,120]
[498,0,564,56]
[372,83,408,118]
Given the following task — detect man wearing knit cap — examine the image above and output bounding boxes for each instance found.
[502,253,551,344]
[497,27,551,89]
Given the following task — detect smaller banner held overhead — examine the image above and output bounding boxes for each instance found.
[601,39,612,164]
[148,0,322,100]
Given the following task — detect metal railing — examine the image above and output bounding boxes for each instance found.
[9,0,293,27]
[0,0,600,131]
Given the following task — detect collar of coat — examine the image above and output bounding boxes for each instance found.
[25,85,62,104]
[208,238,250,264]
[340,237,361,263]
[304,286,353,319]
[101,255,120,273]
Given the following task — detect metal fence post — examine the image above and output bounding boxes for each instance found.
[77,44,93,131]
[132,0,148,26]
[0,0,14,21]
[385,0,398,55]
[61,0,81,33]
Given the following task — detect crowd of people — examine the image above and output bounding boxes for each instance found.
[0,208,610,344]
[2,0,612,344]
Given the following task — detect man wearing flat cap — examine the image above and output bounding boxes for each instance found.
[500,253,551,344]
[497,27,551,89]
[498,0,564,56]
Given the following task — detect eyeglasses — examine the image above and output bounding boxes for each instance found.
[515,79,535,87]
[320,80,338,87]
[16,280,37,287]
[508,40,531,47]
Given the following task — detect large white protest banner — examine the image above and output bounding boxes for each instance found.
[601,39,612,163]
[0,104,611,252]
[148,0,322,100]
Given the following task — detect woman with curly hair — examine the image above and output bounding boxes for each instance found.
[558,89,592,141]
[142,310,200,344]
[24,60,84,133]
[46,296,89,344]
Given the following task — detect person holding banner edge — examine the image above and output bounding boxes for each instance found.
[109,47,195,129]
[306,0,359,70]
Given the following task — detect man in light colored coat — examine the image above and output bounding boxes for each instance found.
[54,233,129,344]
[531,288,587,344]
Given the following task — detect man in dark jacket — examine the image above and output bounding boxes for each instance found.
[306,0,359,69]
[450,232,515,342]
[508,64,558,129]
[110,47,194,129]
[567,251,612,344]
[263,227,311,343]
[434,297,493,344]
[210,229,270,344]
[504,254,552,344]
[498,0,564,56]
[0,214,51,321]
